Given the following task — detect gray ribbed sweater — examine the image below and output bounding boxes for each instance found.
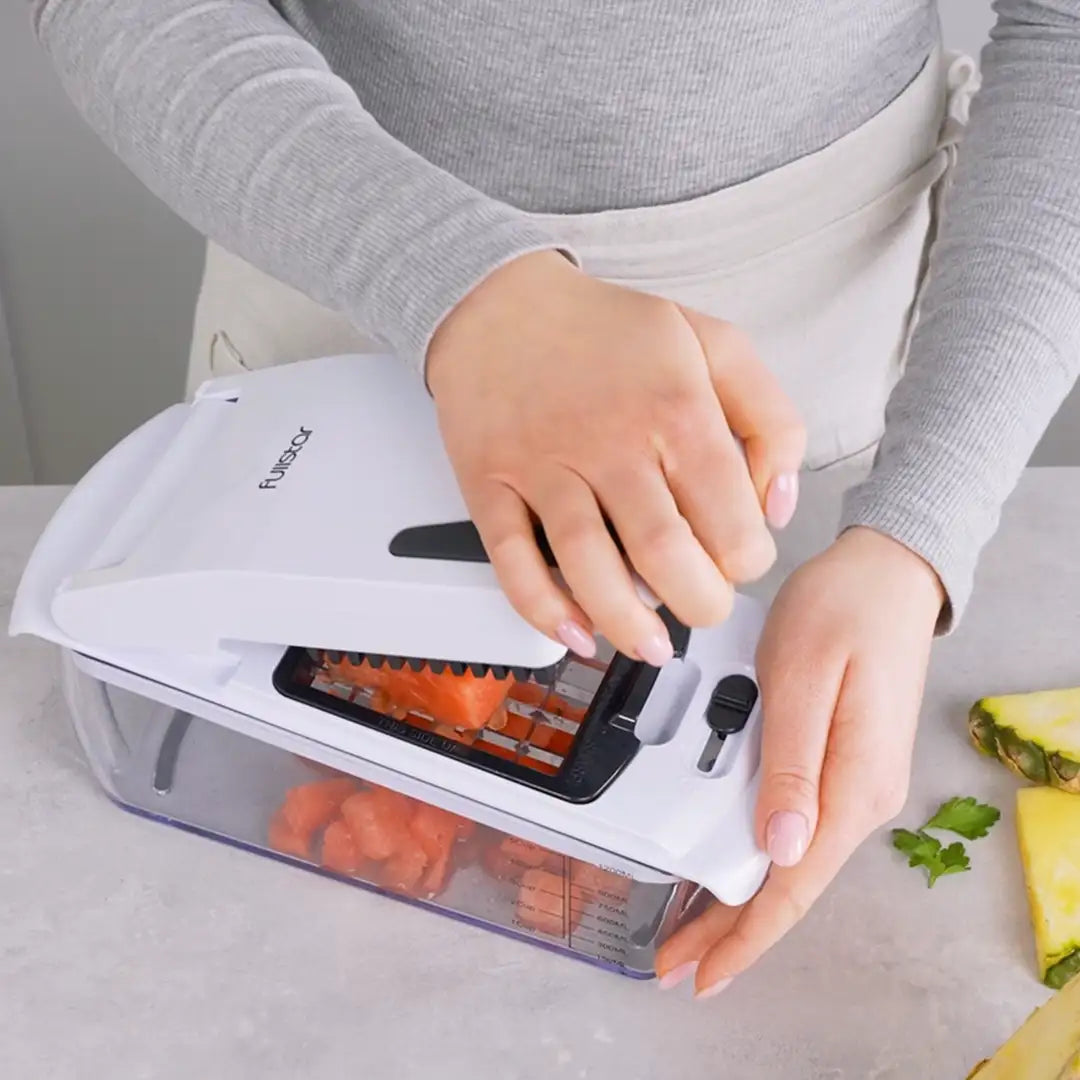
[27,0,1080,627]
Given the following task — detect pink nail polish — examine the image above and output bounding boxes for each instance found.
[556,621,597,658]
[766,810,810,867]
[637,633,674,668]
[765,472,799,530]
[695,977,733,1001]
[658,962,697,990]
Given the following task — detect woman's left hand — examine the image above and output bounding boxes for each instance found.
[654,525,945,998]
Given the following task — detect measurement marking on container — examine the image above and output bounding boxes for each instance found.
[592,914,628,929]
[594,902,626,916]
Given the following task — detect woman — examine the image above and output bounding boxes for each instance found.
[28,0,1080,998]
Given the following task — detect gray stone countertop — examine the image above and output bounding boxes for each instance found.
[3,470,1078,1078]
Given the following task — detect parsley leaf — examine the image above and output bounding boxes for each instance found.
[892,828,936,861]
[891,828,971,888]
[933,841,971,886]
[923,796,1001,840]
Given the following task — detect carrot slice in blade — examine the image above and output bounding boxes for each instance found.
[323,657,514,731]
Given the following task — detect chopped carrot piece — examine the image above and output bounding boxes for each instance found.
[280,777,360,841]
[367,784,417,819]
[508,681,547,707]
[323,656,513,730]
[407,802,475,896]
[486,703,510,732]
[481,835,562,884]
[267,808,313,860]
[379,842,429,895]
[421,846,453,897]
[452,814,476,844]
[528,724,575,756]
[502,836,562,872]
[570,860,631,904]
[515,868,587,938]
[340,788,415,860]
[410,802,473,858]
[320,818,365,876]
[498,712,533,742]
[480,843,520,883]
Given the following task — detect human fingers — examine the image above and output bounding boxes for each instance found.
[679,308,806,529]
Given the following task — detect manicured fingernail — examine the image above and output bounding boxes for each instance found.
[637,633,674,668]
[658,962,697,990]
[695,977,733,1001]
[556,621,597,658]
[766,810,810,867]
[765,472,799,529]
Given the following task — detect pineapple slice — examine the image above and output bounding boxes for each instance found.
[964,972,1080,1078]
[1018,787,1080,989]
[969,688,1080,791]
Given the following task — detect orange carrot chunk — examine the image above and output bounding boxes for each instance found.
[481,835,562,884]
[324,657,513,731]
[409,803,471,858]
[366,784,417,820]
[340,788,415,861]
[379,842,429,895]
[502,836,562,872]
[570,860,631,904]
[320,817,365,876]
[280,777,360,841]
[408,802,475,896]
[421,847,453,897]
[267,808,313,860]
[515,868,586,938]
[480,843,521,883]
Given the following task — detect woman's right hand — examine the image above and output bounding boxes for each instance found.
[425,250,806,664]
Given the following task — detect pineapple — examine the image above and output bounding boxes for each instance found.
[1018,787,1080,990]
[964,972,1080,1078]
[969,1049,1080,1079]
[969,689,1080,791]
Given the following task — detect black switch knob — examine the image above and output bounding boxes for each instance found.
[706,675,758,736]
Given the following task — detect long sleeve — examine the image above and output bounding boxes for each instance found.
[840,1,1080,630]
[28,0,566,374]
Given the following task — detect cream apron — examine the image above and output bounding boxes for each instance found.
[186,45,979,474]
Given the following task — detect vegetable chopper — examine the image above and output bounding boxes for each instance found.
[9,353,771,978]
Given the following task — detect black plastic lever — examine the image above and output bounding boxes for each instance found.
[705,675,759,736]
[389,519,629,568]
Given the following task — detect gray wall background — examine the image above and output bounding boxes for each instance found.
[0,1,202,486]
[0,1,1074,485]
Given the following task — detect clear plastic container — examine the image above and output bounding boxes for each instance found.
[59,651,703,978]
